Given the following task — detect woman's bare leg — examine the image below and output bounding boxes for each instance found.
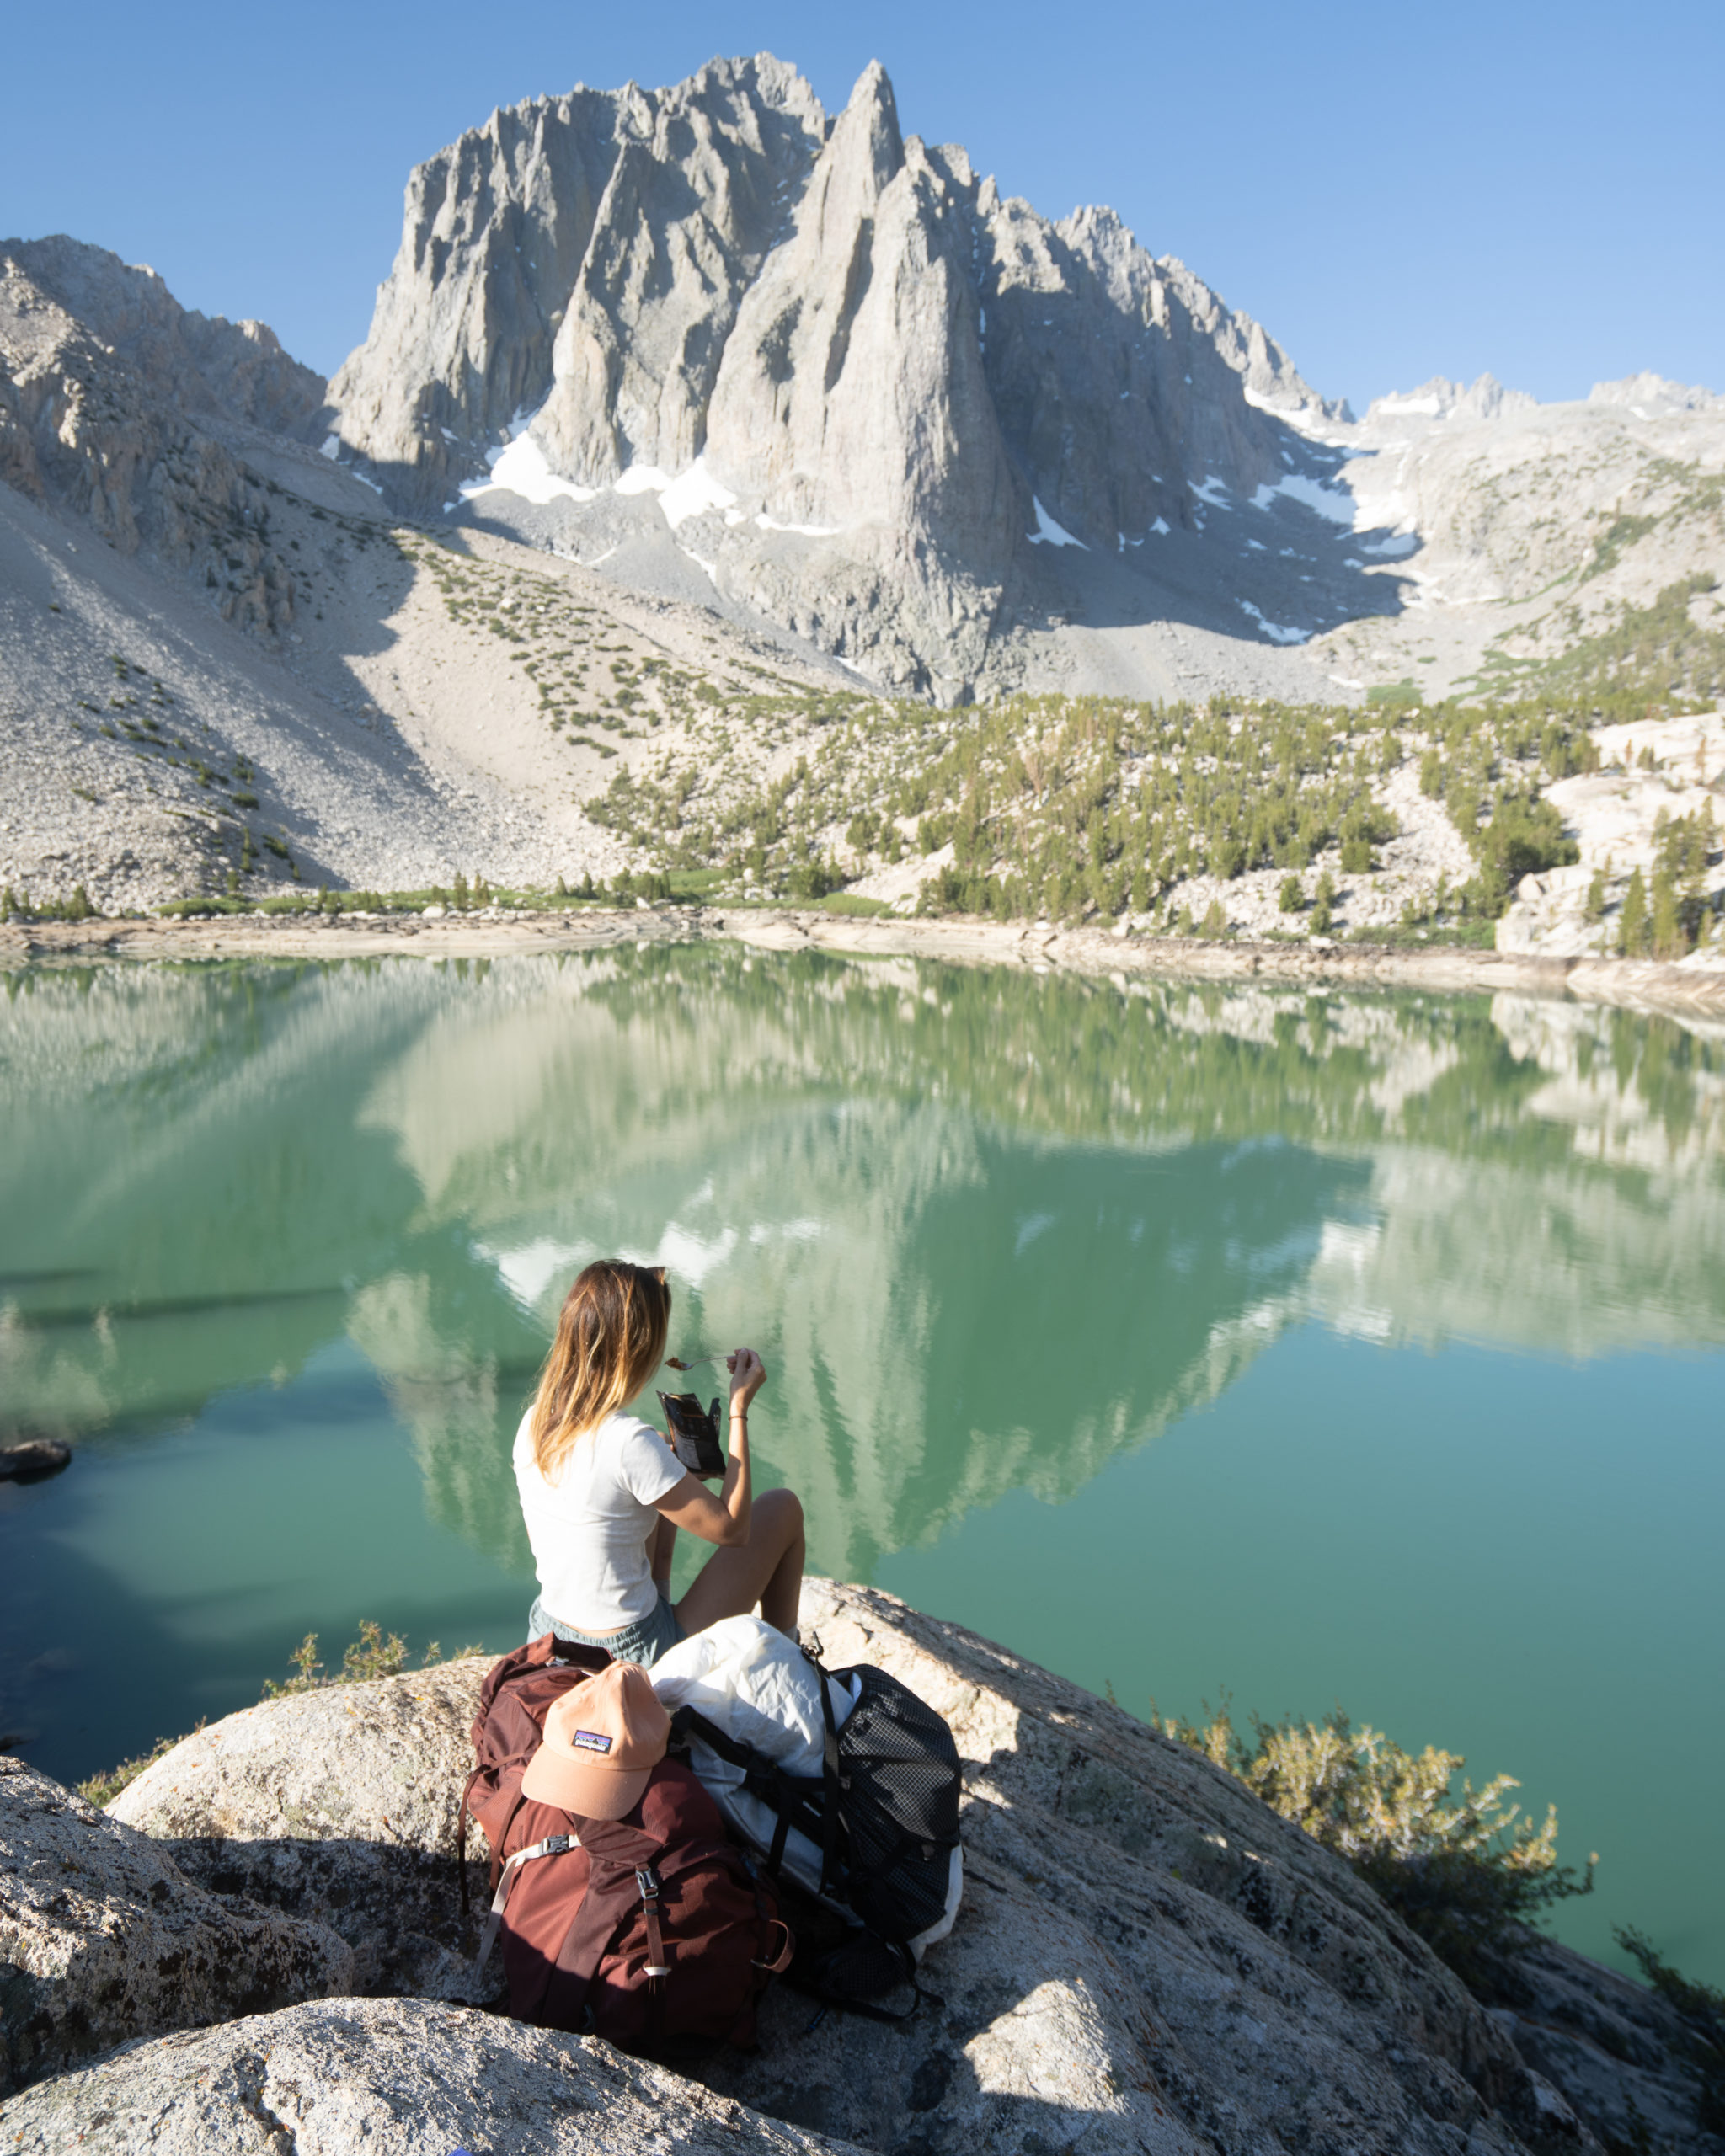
[674,1487,805,1637]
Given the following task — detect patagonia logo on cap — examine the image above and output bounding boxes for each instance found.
[572,1729,613,1754]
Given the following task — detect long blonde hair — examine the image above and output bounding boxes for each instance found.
[530,1260,671,1478]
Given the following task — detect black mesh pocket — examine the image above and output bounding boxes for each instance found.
[828,1668,960,1940]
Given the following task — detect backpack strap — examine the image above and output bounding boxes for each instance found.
[469,1830,582,1982]
[667,1704,752,1768]
[635,1865,670,1983]
[813,1648,843,1897]
[457,1764,527,1934]
[751,1867,795,1975]
[669,1705,823,1880]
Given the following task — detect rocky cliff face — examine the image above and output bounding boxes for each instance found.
[326,56,1344,698]
[0,239,318,635]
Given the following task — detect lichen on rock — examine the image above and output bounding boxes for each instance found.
[0,1755,351,2095]
[0,1993,861,2155]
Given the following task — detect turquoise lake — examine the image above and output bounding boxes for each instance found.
[1,944,1721,1985]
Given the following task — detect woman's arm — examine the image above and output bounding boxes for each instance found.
[649,1513,677,1588]
[653,1347,766,1548]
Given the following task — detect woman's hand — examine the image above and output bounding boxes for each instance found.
[657,1349,763,1551]
[726,1348,766,1418]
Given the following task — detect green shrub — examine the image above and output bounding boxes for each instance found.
[1162,1700,1594,1991]
[820,892,892,917]
[1475,795,1578,886]
[259,1619,479,1697]
[1310,870,1336,935]
[1278,874,1303,914]
[786,859,836,902]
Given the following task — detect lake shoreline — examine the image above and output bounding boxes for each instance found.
[9,906,1725,1016]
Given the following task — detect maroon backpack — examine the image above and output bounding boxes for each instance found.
[461,1635,793,2056]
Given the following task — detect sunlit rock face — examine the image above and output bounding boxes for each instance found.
[4,951,1722,1586]
[324,56,1332,697]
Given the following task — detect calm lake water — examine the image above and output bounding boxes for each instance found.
[2,945,1721,1985]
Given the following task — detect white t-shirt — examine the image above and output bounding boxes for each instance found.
[513,1409,686,1630]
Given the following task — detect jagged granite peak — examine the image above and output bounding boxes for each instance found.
[325,53,1351,695]
[533,59,830,484]
[329,56,827,503]
[703,63,1007,540]
[696,65,1019,687]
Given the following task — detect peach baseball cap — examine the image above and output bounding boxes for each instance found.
[521,1662,670,1819]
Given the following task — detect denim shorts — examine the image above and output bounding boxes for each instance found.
[526,1591,685,1668]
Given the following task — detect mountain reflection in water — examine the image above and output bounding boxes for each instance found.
[3,947,1722,1590]
[6,946,1725,1981]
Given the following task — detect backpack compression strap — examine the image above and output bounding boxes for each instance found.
[668,1706,806,1876]
[634,1865,670,1985]
[470,1832,581,1980]
[814,1648,842,1897]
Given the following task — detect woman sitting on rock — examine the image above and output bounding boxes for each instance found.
[513,1258,804,1668]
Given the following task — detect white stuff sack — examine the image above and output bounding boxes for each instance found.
[650,1616,962,1957]
[649,1616,853,1901]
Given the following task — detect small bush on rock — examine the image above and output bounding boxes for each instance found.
[261,1618,460,1694]
[1161,1700,1594,1991]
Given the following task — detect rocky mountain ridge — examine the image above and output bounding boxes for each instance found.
[3,55,1722,917]
[326,54,1348,700]
[0,238,318,635]
[319,52,1724,712]
[0,231,867,912]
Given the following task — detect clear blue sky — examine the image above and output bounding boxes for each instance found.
[4,0,1719,412]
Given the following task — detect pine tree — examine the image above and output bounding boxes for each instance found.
[1617,867,1649,957]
